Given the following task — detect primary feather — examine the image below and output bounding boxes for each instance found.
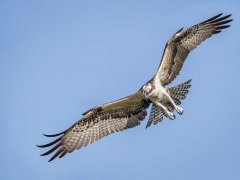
[156,13,232,86]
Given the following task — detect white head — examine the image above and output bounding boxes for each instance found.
[140,82,154,99]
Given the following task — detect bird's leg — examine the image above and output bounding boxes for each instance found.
[164,92,184,115]
[155,102,175,120]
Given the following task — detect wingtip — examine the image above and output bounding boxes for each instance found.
[43,134,55,137]
[36,144,43,148]
[224,14,232,18]
[200,13,232,24]
[42,129,67,137]
[47,149,64,162]
[40,152,48,156]
[37,136,62,148]
[219,13,233,18]
[48,154,57,162]
[216,25,231,30]
[48,158,54,162]
[43,133,62,137]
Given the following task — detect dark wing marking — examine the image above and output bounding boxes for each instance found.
[156,13,232,86]
[38,92,150,162]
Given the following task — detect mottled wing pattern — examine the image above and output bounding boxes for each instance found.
[156,13,232,86]
[38,92,149,162]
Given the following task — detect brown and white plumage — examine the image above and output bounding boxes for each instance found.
[156,13,232,86]
[38,92,149,161]
[146,79,192,128]
[38,14,232,162]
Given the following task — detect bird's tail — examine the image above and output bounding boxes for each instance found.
[146,79,192,128]
[167,79,192,105]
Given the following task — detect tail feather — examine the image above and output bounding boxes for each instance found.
[146,105,163,128]
[171,94,187,100]
[172,97,181,105]
[153,106,163,125]
[167,79,192,102]
[146,79,192,128]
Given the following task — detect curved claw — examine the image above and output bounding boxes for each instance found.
[168,112,176,120]
[175,106,184,115]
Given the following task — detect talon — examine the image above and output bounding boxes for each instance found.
[175,106,184,115]
[168,112,176,120]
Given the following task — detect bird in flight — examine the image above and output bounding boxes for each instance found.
[38,13,232,162]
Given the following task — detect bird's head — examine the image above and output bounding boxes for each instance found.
[140,82,153,99]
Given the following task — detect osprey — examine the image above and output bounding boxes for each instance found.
[38,13,232,161]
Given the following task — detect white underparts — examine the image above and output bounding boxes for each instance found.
[148,81,184,118]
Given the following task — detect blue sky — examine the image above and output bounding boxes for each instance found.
[1,0,240,179]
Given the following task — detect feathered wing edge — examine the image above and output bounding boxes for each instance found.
[156,13,232,86]
[37,92,150,162]
[37,124,74,161]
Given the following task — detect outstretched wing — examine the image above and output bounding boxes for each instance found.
[38,92,149,162]
[156,13,232,86]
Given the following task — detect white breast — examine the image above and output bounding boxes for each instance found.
[149,83,168,104]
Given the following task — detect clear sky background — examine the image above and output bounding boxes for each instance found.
[1,0,239,180]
